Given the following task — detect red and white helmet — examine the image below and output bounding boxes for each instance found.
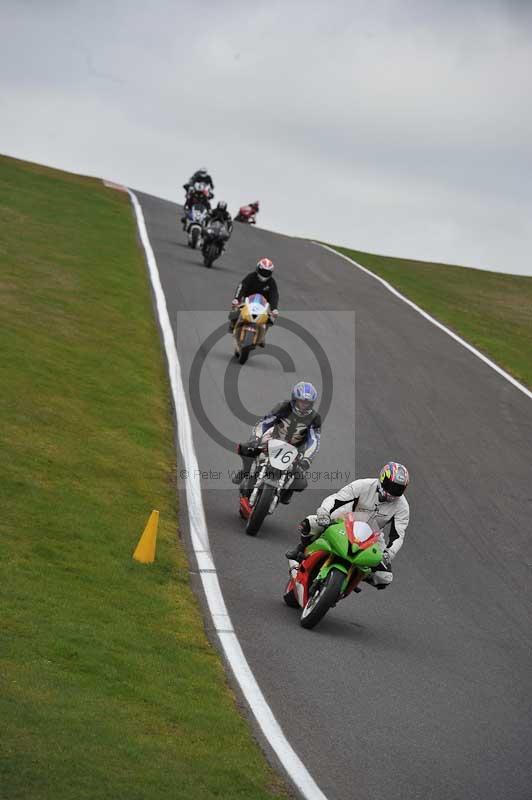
[256,257,274,281]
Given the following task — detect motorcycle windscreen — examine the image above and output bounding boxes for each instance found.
[343,513,380,549]
[246,294,269,319]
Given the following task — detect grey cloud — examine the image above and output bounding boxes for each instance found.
[1,0,531,274]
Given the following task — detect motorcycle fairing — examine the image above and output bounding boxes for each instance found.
[239,497,252,519]
[186,205,208,232]
[237,324,259,347]
[245,294,270,321]
[344,515,381,549]
[290,550,329,607]
[235,295,269,350]
[307,519,382,573]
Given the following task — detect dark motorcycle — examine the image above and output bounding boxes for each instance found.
[201,220,230,268]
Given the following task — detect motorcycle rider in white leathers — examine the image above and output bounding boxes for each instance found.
[285,462,410,589]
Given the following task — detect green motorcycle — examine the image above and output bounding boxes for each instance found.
[283,513,383,629]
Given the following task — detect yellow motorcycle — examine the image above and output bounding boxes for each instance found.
[233,294,271,365]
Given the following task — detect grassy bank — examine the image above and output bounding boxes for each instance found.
[0,154,288,800]
[329,245,532,388]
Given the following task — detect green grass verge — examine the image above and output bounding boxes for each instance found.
[0,154,289,800]
[328,244,532,388]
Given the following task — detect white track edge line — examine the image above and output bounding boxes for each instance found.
[314,242,532,401]
[128,190,328,800]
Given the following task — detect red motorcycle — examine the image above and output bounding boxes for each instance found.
[235,201,259,224]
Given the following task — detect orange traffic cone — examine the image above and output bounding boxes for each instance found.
[133,510,159,563]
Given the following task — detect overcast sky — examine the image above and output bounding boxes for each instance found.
[2,0,531,274]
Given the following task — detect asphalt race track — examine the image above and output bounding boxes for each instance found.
[136,191,532,800]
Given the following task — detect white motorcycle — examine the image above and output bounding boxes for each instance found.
[239,438,300,536]
[185,205,209,249]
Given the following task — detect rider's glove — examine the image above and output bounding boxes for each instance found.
[298,457,310,471]
[270,309,279,321]
[381,550,392,571]
[231,298,239,308]
[316,508,331,528]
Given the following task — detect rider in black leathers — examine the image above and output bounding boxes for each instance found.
[183,167,214,193]
[228,258,279,332]
[182,168,214,223]
[206,201,233,231]
[233,382,321,505]
[205,201,233,251]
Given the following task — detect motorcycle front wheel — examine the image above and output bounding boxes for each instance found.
[300,568,345,629]
[239,346,252,365]
[204,243,219,268]
[191,228,200,249]
[238,329,256,364]
[246,483,276,536]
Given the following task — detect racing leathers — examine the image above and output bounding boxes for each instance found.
[228,271,279,331]
[234,271,279,309]
[207,207,233,235]
[184,171,214,192]
[288,478,410,589]
[182,172,214,221]
[234,401,321,504]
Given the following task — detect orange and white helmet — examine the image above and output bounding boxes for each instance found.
[256,257,274,281]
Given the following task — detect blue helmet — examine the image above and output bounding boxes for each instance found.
[291,381,318,417]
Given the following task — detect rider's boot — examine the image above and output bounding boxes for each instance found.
[232,451,254,486]
[232,470,245,485]
[279,488,293,505]
[285,521,313,561]
[228,308,239,334]
[285,539,307,561]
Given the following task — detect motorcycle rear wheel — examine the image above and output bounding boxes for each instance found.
[300,568,344,629]
[246,484,276,536]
